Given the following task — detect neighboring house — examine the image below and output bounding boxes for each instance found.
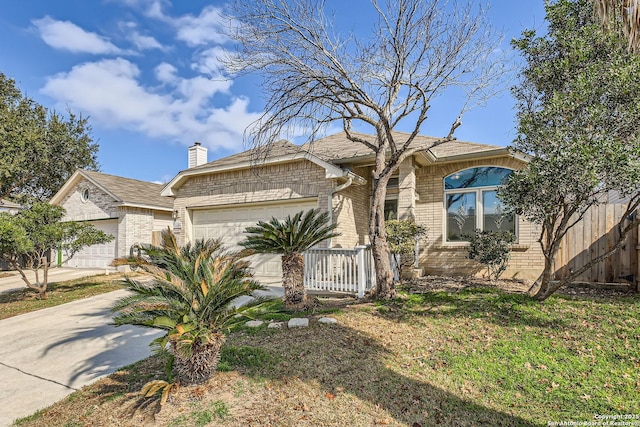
[0,199,21,215]
[162,132,545,281]
[50,170,174,269]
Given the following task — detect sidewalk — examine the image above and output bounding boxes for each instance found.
[0,282,284,426]
[0,289,162,426]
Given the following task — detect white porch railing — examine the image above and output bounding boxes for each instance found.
[303,245,376,298]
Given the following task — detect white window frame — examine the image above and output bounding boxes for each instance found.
[443,167,517,245]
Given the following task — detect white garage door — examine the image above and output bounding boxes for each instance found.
[192,200,317,283]
[66,219,118,269]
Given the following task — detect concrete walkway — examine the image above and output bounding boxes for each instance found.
[0,290,162,427]
[0,267,109,294]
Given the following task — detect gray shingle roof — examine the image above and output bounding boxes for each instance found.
[189,139,306,170]
[301,131,503,163]
[81,170,173,209]
[188,131,505,171]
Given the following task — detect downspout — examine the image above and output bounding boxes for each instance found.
[327,175,354,247]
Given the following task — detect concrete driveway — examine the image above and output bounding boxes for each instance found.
[0,267,109,294]
[0,290,162,426]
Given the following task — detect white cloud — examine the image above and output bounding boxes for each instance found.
[120,21,164,51]
[145,0,166,19]
[155,62,177,83]
[110,0,167,18]
[173,6,230,46]
[193,46,228,76]
[129,31,163,50]
[33,16,123,54]
[41,58,260,150]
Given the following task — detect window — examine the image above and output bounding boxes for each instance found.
[444,167,515,242]
[382,173,400,220]
[384,199,398,220]
[81,188,90,203]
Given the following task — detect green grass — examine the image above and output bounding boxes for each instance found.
[218,345,279,373]
[0,274,125,319]
[168,401,229,427]
[375,287,640,422]
[13,410,44,426]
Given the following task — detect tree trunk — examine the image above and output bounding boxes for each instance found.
[370,173,396,299]
[281,252,307,309]
[172,334,225,385]
[530,254,555,301]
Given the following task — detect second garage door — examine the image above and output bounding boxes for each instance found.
[66,219,118,269]
[192,200,317,283]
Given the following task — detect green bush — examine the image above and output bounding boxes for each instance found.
[385,219,428,276]
[466,230,515,280]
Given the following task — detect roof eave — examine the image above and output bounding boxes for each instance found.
[52,170,124,205]
[114,202,174,212]
[428,147,515,165]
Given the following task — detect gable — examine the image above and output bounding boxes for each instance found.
[56,177,118,222]
[51,170,173,212]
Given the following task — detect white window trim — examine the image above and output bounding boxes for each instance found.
[442,167,518,246]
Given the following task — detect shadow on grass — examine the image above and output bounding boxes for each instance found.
[0,288,32,304]
[224,322,542,427]
[373,287,567,329]
[0,279,122,303]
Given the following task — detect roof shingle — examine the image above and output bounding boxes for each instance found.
[184,131,505,171]
[81,170,173,209]
[301,131,503,163]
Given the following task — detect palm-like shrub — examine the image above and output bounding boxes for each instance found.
[240,209,339,309]
[112,230,269,385]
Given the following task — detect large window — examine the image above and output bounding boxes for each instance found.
[444,166,515,242]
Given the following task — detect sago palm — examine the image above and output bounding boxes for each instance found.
[112,229,271,385]
[240,209,339,309]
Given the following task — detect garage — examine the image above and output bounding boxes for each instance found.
[192,200,317,283]
[65,219,118,269]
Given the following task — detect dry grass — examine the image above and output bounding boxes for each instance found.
[12,277,640,427]
[0,273,133,320]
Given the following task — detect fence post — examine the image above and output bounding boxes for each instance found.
[355,245,367,298]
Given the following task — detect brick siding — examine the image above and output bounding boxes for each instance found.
[414,157,545,280]
[332,166,371,247]
[57,178,161,258]
[172,160,332,246]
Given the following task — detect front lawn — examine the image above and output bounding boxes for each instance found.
[0,274,127,320]
[12,279,640,426]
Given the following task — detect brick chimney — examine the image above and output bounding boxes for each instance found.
[188,142,207,168]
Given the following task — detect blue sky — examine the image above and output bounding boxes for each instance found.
[0,0,546,184]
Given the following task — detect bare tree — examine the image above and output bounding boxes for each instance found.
[594,0,640,51]
[225,0,507,298]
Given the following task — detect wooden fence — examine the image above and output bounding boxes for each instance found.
[554,203,638,284]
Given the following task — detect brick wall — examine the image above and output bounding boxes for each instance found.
[57,177,162,258]
[168,155,545,280]
[398,157,416,220]
[58,179,118,221]
[414,156,545,280]
[117,207,155,258]
[172,160,331,246]
[332,166,371,247]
